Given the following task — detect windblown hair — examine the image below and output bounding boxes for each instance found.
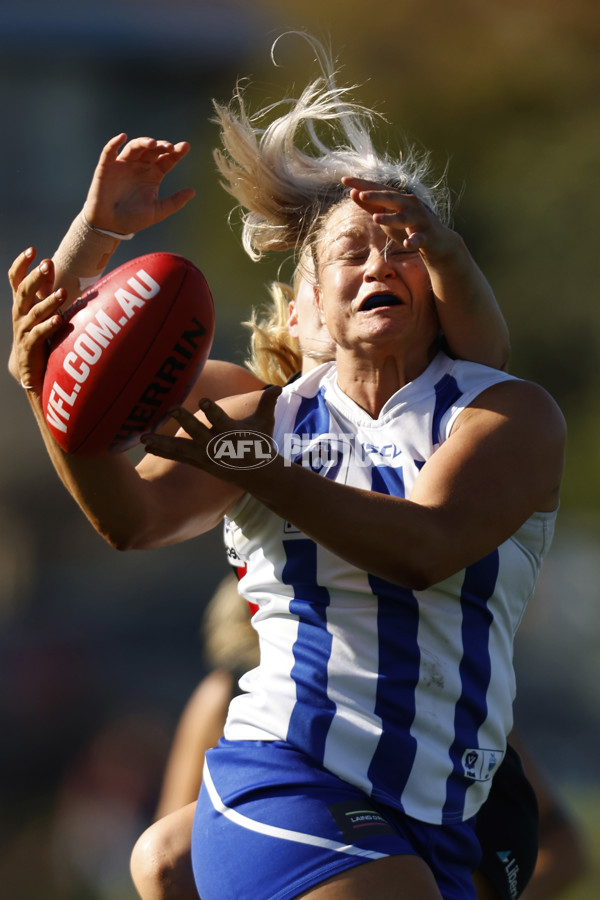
[243,279,301,386]
[212,33,451,264]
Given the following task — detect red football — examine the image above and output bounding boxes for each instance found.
[42,252,215,455]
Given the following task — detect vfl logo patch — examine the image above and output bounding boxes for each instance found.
[328,801,396,843]
[462,747,503,782]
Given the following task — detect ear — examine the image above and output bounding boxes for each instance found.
[314,286,327,326]
[287,300,299,338]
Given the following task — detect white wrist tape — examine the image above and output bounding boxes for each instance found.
[81,209,134,241]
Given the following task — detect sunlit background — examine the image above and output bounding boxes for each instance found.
[1,1,599,897]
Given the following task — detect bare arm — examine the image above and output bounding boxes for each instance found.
[8,135,195,381]
[9,252,248,550]
[154,670,234,818]
[343,177,510,370]
[142,381,565,590]
[54,133,196,300]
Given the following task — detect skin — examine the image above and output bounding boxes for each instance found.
[135,201,564,591]
[342,177,509,371]
[132,204,563,900]
[9,137,565,899]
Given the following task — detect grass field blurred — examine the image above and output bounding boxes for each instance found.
[561,789,600,898]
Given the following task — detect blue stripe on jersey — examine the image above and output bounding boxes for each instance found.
[370,463,405,498]
[442,550,499,822]
[432,374,462,445]
[366,464,418,805]
[292,387,331,438]
[366,574,420,807]
[282,539,336,760]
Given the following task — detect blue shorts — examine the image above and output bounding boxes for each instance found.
[191,739,481,900]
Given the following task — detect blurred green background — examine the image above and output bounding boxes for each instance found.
[0,0,598,897]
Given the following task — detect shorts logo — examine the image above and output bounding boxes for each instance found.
[328,801,396,843]
[497,850,520,900]
[462,748,503,782]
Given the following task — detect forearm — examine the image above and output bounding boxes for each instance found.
[244,456,449,589]
[424,235,510,370]
[25,386,156,548]
[26,385,240,550]
[52,211,122,303]
[143,382,564,586]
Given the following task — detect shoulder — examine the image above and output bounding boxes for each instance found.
[457,378,566,443]
[452,379,566,513]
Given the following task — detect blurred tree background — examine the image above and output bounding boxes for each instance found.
[0,0,598,897]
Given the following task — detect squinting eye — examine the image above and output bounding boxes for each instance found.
[334,248,369,263]
[387,246,419,258]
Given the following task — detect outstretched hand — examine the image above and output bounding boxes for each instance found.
[141,387,282,487]
[342,176,456,261]
[83,134,196,235]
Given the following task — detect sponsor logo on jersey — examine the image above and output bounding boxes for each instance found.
[282,432,405,470]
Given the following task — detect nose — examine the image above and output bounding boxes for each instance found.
[364,248,395,282]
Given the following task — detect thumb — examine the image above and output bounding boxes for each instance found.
[255,385,282,422]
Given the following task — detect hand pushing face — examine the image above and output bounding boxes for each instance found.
[313,200,439,354]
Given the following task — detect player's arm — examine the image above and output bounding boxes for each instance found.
[8,135,195,382]
[53,133,196,301]
[343,177,510,370]
[155,359,265,436]
[10,252,245,550]
[177,360,264,417]
[142,382,565,589]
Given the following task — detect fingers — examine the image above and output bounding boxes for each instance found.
[255,385,282,419]
[156,141,191,174]
[342,176,388,192]
[117,137,191,170]
[98,133,128,165]
[344,182,440,252]
[170,404,214,438]
[196,397,235,429]
[8,246,36,293]
[117,136,160,162]
[140,431,201,466]
[154,186,196,223]
[11,255,56,316]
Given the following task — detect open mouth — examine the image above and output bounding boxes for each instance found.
[359,294,402,312]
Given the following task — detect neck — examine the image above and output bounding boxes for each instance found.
[335,342,439,418]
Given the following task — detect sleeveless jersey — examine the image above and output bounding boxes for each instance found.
[222,352,557,825]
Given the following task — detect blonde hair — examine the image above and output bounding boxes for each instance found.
[212,32,450,264]
[242,279,302,386]
[202,574,259,674]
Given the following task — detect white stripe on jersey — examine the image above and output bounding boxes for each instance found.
[223,353,557,824]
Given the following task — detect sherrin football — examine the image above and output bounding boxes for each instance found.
[42,252,215,455]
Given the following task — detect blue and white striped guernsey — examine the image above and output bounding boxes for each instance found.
[223,352,557,825]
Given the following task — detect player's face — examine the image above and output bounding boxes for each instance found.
[314,200,439,353]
